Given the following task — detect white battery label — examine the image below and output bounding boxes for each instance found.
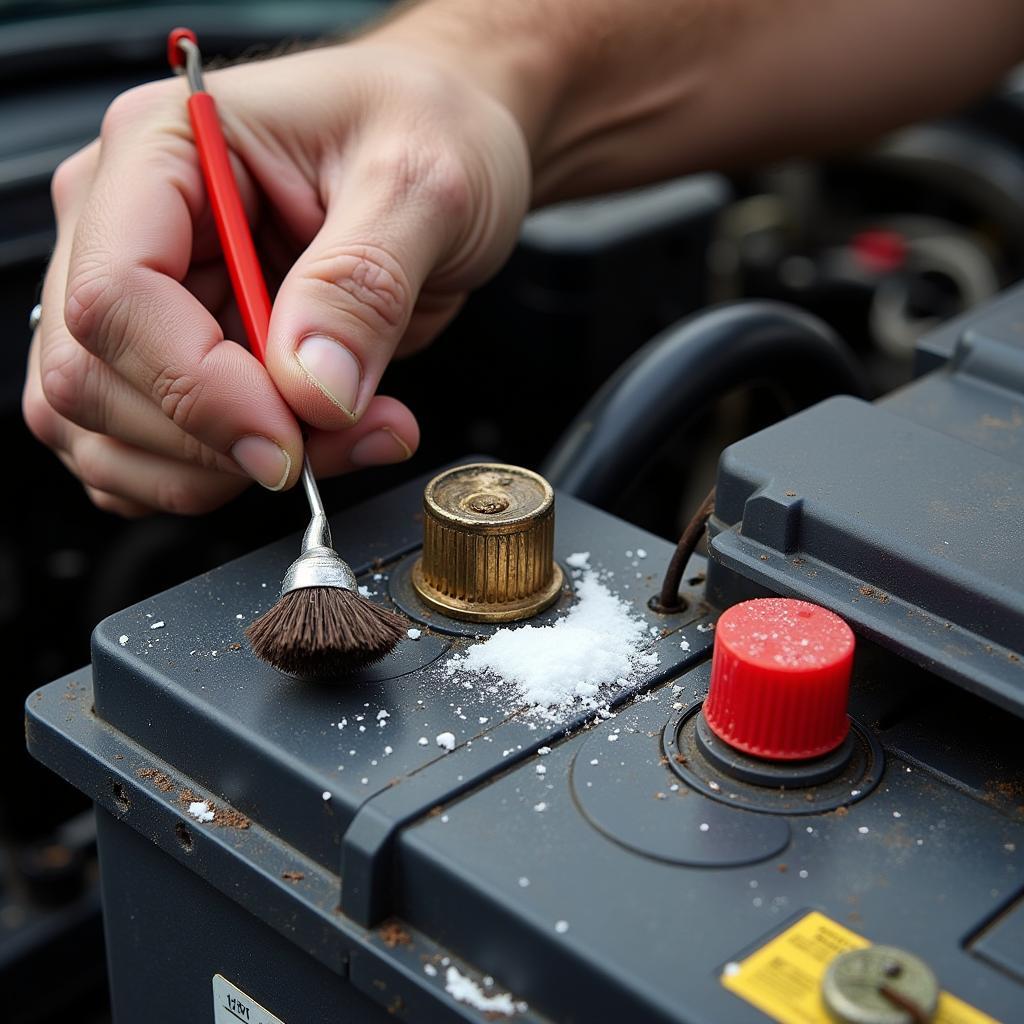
[213,974,287,1024]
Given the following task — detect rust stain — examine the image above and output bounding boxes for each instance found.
[379,920,412,948]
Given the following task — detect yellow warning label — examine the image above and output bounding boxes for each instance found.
[721,911,1000,1024]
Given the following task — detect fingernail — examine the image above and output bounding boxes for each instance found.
[295,335,360,417]
[349,428,413,468]
[231,435,292,490]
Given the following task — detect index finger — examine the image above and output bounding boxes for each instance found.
[62,82,304,492]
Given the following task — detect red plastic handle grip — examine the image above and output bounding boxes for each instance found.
[186,91,272,363]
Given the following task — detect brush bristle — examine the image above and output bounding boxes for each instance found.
[246,587,407,678]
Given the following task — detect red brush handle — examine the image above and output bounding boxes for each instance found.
[167,27,197,72]
[186,91,271,363]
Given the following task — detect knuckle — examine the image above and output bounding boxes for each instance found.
[70,435,110,492]
[100,82,167,140]
[153,367,206,435]
[50,148,92,216]
[39,342,91,422]
[419,151,474,223]
[22,384,62,450]
[64,259,118,348]
[361,145,419,201]
[305,245,410,333]
[371,144,474,223]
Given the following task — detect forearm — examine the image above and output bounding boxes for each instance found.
[374,0,1024,205]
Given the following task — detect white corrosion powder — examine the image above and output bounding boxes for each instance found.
[444,967,515,1017]
[444,571,658,714]
[187,801,214,823]
[118,635,129,646]
[436,731,456,752]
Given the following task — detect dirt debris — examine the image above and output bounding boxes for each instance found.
[137,767,174,793]
[379,920,413,949]
[177,788,251,829]
[214,806,252,829]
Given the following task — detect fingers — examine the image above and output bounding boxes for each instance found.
[40,143,244,478]
[26,332,249,515]
[264,139,473,430]
[30,117,273,513]
[28,325,417,516]
[61,85,304,490]
[29,55,528,518]
[66,433,252,515]
[38,252,244,476]
[38,334,245,477]
[304,395,419,476]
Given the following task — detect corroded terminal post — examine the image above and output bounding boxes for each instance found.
[412,463,563,622]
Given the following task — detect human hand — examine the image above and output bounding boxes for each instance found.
[22,30,531,515]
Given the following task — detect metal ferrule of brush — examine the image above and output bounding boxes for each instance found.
[280,462,358,596]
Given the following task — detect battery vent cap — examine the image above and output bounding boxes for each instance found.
[412,463,563,622]
[703,597,854,760]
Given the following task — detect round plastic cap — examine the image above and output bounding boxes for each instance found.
[703,598,854,760]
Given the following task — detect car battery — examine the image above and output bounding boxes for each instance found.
[26,285,1024,1023]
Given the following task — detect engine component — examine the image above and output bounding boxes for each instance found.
[543,300,866,507]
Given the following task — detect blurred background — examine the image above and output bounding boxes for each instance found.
[4,2,1024,1020]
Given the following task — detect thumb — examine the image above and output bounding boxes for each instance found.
[265,149,468,431]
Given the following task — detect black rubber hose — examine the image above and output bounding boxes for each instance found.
[542,300,868,506]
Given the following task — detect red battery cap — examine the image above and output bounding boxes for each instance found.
[702,598,854,761]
